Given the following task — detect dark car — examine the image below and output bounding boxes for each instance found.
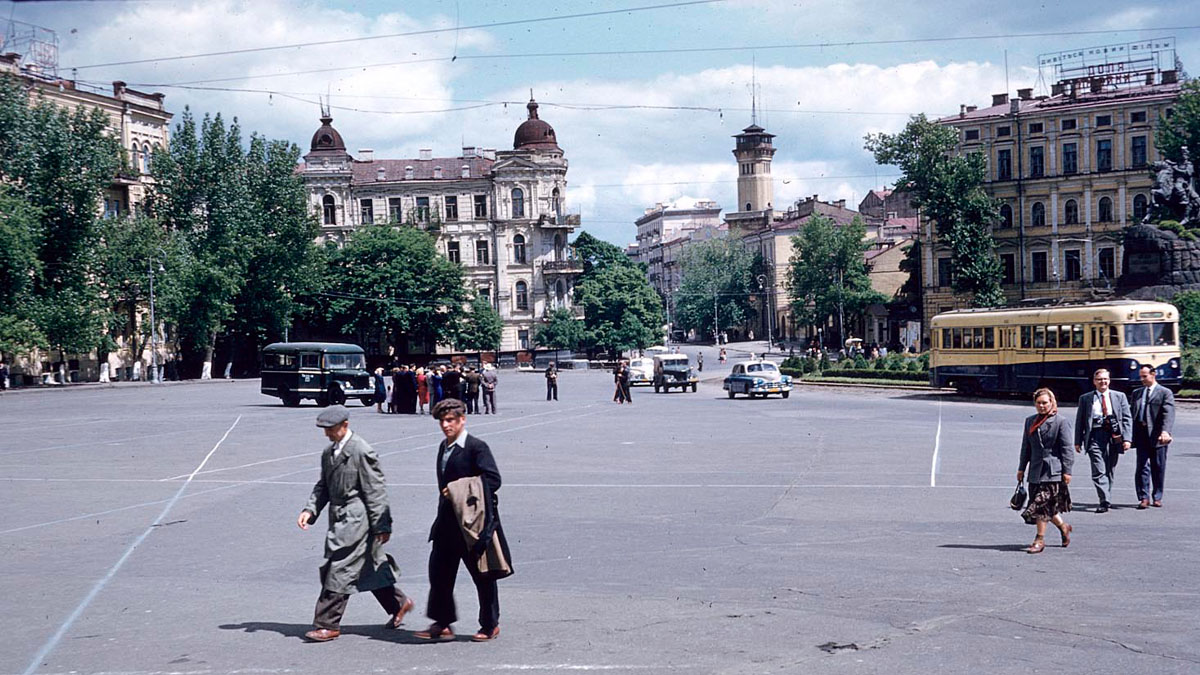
[261,342,375,407]
[653,354,698,393]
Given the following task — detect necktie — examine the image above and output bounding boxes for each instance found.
[1100,392,1108,416]
[1142,390,1151,426]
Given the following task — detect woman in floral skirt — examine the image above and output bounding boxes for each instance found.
[1017,387,1074,554]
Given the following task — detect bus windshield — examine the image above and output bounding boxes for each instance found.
[324,353,366,370]
[1124,322,1176,347]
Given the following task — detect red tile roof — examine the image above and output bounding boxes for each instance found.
[350,157,495,184]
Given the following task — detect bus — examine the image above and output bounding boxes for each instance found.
[930,300,1181,397]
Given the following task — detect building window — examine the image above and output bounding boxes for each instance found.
[1096,114,1112,127]
[360,199,374,224]
[511,188,525,218]
[937,257,952,288]
[1062,143,1078,174]
[964,129,980,141]
[1098,247,1115,280]
[552,188,562,216]
[1133,194,1148,222]
[1131,111,1147,124]
[474,194,488,219]
[142,143,152,173]
[515,281,529,310]
[1028,122,1044,134]
[1061,118,1077,131]
[513,234,527,264]
[322,195,336,225]
[518,329,530,350]
[555,279,566,307]
[1065,199,1079,225]
[1032,201,1045,227]
[996,149,1012,181]
[415,196,430,222]
[1032,251,1048,283]
[1097,139,1113,172]
[446,240,460,264]
[999,203,1013,228]
[388,197,403,222]
[1098,196,1113,222]
[475,240,489,265]
[997,125,1011,137]
[445,195,458,221]
[1030,146,1044,178]
[1064,249,1081,281]
[745,202,752,211]
[1001,253,1015,285]
[461,165,470,178]
[404,166,414,180]
[478,285,491,303]
[1131,135,1147,168]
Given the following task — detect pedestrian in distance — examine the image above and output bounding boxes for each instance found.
[545,362,558,401]
[430,366,444,412]
[464,366,482,414]
[697,352,704,372]
[1074,368,1132,513]
[619,360,633,404]
[415,399,512,643]
[1017,388,1074,554]
[612,362,625,403]
[389,367,402,414]
[481,366,498,414]
[0,359,9,390]
[296,405,412,642]
[1130,365,1175,508]
[417,367,429,415]
[719,348,727,365]
[372,367,388,414]
[442,366,463,404]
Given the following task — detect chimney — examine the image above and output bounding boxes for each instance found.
[834,199,846,208]
[966,105,978,113]
[419,148,432,160]
[1010,99,1020,114]
[959,104,967,117]
[992,93,1009,107]
[358,149,374,162]
[481,148,496,160]
[113,81,127,98]
[1017,88,1032,101]
[1162,70,1178,84]
[462,146,476,158]
[1051,83,1065,97]
[1090,77,1105,93]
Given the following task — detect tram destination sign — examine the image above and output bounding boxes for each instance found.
[1039,38,1176,89]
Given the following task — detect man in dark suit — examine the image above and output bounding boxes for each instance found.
[415,398,510,643]
[441,366,463,404]
[1074,368,1132,513]
[1131,364,1175,508]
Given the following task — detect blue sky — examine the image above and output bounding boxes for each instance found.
[6,0,1200,245]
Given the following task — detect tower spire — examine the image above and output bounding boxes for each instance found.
[751,55,757,126]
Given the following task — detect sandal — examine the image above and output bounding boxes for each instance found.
[1026,539,1045,554]
[1059,524,1073,548]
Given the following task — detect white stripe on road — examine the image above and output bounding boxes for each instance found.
[21,415,242,675]
[930,396,943,487]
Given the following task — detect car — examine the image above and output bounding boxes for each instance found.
[261,342,376,407]
[627,357,654,386]
[653,354,699,393]
[723,360,792,399]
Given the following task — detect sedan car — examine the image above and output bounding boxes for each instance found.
[627,357,654,386]
[723,360,792,399]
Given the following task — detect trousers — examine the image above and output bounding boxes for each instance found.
[427,523,499,630]
[1133,428,1168,502]
[483,389,496,413]
[313,576,409,630]
[1086,428,1120,505]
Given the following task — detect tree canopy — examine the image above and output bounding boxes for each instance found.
[455,294,504,355]
[672,237,758,341]
[865,114,1004,307]
[571,230,662,354]
[786,215,886,345]
[534,308,586,352]
[1156,78,1200,179]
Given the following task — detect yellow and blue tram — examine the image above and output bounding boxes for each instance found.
[930,301,1181,396]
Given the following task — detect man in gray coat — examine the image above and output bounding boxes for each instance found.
[297,405,413,642]
[1074,369,1132,513]
[1131,364,1175,508]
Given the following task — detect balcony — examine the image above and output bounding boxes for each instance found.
[539,211,581,228]
[543,259,583,275]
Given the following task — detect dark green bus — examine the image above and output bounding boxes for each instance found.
[261,342,374,407]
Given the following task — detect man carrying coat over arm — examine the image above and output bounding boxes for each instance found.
[1074,369,1133,513]
[296,405,413,642]
[415,398,512,643]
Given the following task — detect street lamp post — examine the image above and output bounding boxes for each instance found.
[148,248,167,383]
[757,273,774,354]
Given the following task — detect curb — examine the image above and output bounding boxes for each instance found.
[796,379,952,392]
[0,378,241,396]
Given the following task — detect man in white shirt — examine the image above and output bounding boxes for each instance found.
[1074,369,1132,513]
[1130,365,1175,508]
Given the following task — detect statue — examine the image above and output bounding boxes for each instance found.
[1145,146,1200,227]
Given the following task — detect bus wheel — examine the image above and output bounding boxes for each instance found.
[327,384,346,406]
[281,388,300,407]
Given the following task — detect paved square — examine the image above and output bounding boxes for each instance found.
[3,366,1198,674]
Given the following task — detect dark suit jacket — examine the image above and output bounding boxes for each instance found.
[1131,384,1175,447]
[442,371,462,398]
[1019,413,1074,483]
[431,434,512,574]
[1074,389,1132,448]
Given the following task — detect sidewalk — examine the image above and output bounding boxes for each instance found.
[0,377,242,396]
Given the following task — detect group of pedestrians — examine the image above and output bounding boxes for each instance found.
[612,361,632,404]
[297,399,512,643]
[373,364,499,416]
[1017,366,1175,554]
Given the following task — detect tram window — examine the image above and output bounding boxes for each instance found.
[1125,322,1177,347]
[973,327,984,348]
[941,328,950,349]
[1072,325,1084,348]
[1108,326,1120,346]
[300,353,320,369]
[1046,325,1058,349]
[985,328,995,349]
[1154,323,1176,346]
[1021,326,1032,348]
[1034,326,1046,348]
[952,328,963,349]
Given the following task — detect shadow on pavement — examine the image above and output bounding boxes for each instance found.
[218,621,469,644]
[938,543,1029,552]
[219,621,313,639]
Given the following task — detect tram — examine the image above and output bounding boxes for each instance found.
[929,300,1181,396]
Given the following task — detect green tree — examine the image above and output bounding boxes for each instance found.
[573,231,632,275]
[570,230,663,355]
[1156,78,1200,180]
[786,215,886,345]
[534,308,586,352]
[672,237,757,341]
[866,114,1004,307]
[1173,290,1200,348]
[0,184,43,353]
[96,216,183,368]
[455,295,504,357]
[323,224,467,354]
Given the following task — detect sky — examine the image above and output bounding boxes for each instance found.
[4,0,1200,246]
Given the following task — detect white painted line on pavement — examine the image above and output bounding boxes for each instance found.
[930,396,943,487]
[20,415,242,675]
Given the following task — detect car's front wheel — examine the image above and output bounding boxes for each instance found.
[782,391,790,399]
[327,384,346,406]
[727,389,735,399]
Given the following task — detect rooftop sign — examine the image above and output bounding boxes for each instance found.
[1038,38,1175,90]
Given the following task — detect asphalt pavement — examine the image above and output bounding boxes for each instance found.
[2,366,1198,674]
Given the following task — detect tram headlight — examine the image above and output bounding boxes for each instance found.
[1130,362,1138,370]
[1170,359,1179,370]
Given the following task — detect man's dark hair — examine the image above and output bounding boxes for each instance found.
[1139,364,1154,372]
[432,398,467,419]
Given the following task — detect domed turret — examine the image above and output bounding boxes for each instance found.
[310,112,346,152]
[513,98,560,151]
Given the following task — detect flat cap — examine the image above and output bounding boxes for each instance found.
[316,405,350,427]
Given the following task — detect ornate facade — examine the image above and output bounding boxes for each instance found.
[300,99,582,355]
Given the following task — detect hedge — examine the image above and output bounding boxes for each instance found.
[781,367,929,382]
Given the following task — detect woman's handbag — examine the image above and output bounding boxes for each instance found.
[1009,481,1028,510]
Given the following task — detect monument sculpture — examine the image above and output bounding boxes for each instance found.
[1144,146,1200,227]
[1123,146,1200,297]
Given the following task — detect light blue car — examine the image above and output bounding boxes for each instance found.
[723,360,792,399]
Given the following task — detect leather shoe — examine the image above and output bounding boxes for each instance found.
[414,623,455,642]
[1152,500,1163,508]
[1026,539,1045,554]
[384,597,415,629]
[1095,504,1109,513]
[1137,500,1150,509]
[472,626,500,642]
[1059,523,1073,548]
[303,628,340,642]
